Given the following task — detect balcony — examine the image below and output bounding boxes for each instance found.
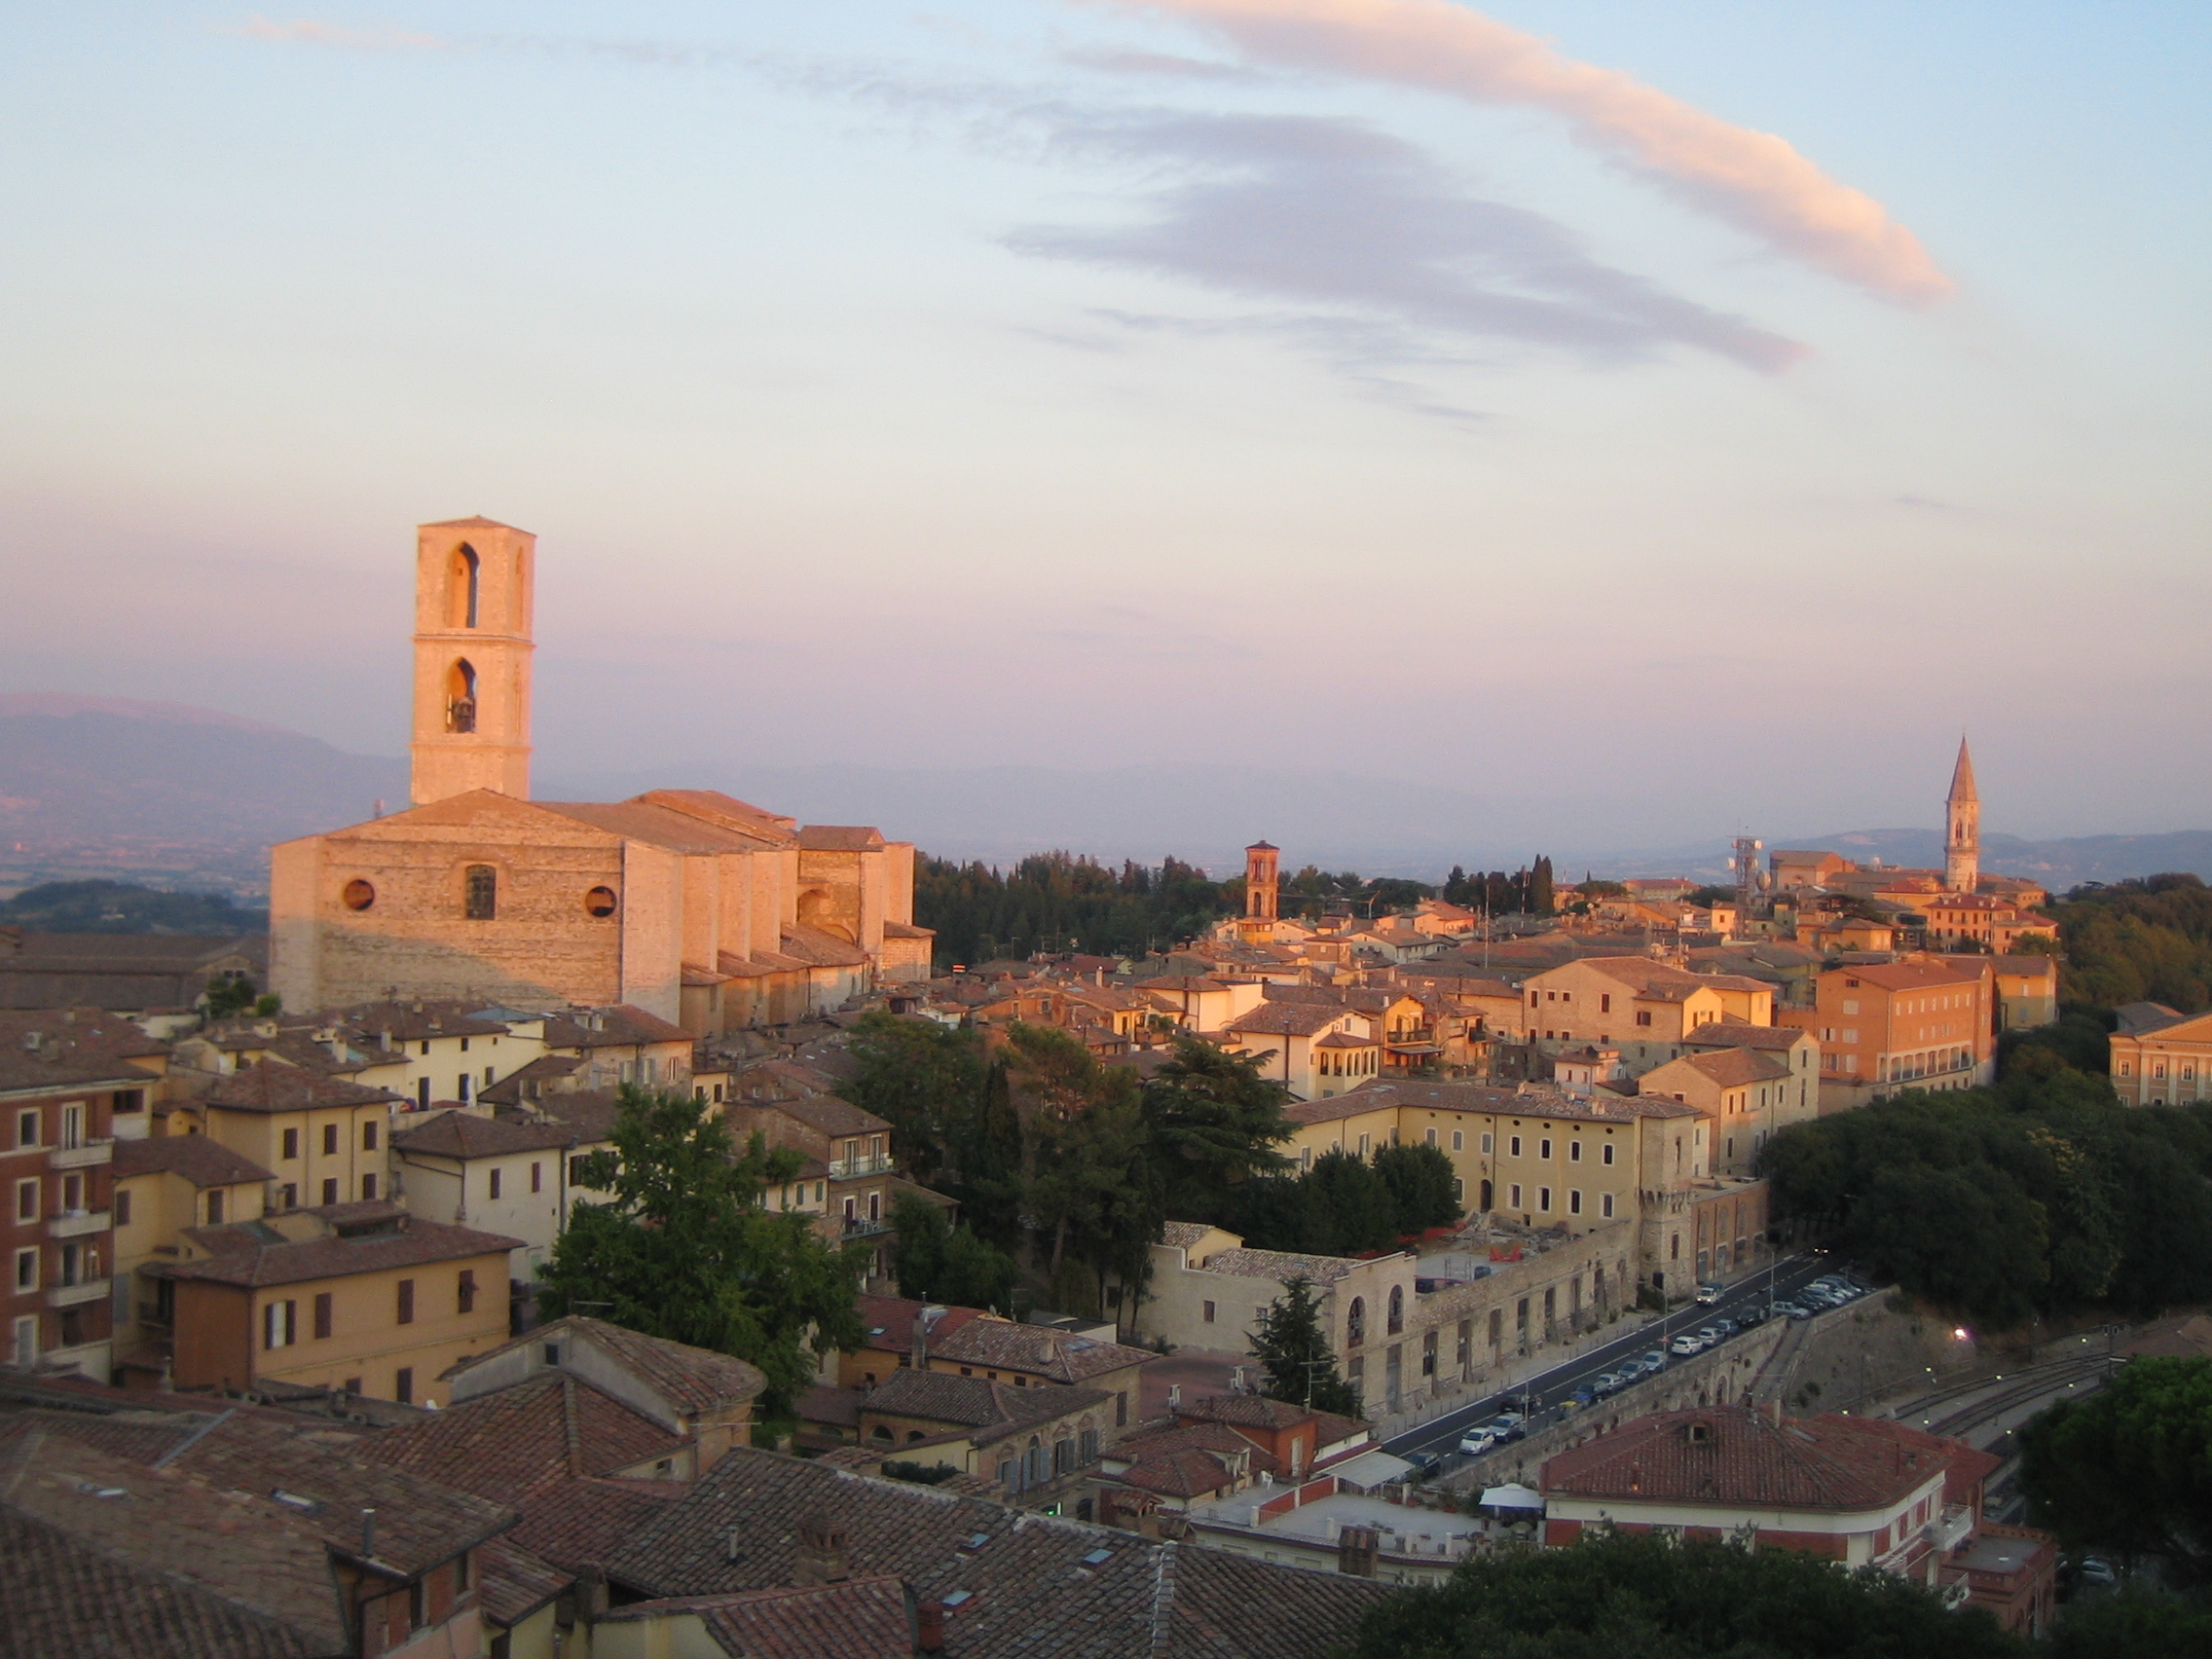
[1928,1504,1974,1552]
[49,1138,115,1170]
[841,1215,892,1237]
[828,1153,897,1179]
[46,1275,110,1309]
[48,1208,110,1240]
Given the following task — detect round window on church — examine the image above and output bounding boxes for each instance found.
[342,880,376,912]
[584,885,618,918]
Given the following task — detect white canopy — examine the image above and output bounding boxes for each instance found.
[1329,1449,1415,1489]
[1479,1483,1546,1510]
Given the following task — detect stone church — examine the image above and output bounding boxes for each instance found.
[269,518,933,1030]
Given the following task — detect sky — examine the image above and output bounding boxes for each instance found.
[4,2,2209,852]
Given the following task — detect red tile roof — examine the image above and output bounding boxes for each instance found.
[112,1134,275,1189]
[198,1059,402,1114]
[160,1211,524,1288]
[366,1373,686,1501]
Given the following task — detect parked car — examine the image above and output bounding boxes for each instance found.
[1669,1333,1705,1356]
[1403,1450,1439,1478]
[1737,1306,1768,1327]
[1695,1326,1721,1346]
[1592,1370,1625,1395]
[1714,1318,1739,1338]
[1458,1429,1498,1456]
[1569,1384,1598,1408]
[1783,1301,1815,1320]
[2076,1557,2119,1589]
[1641,1349,1668,1372]
[1694,1282,1724,1306]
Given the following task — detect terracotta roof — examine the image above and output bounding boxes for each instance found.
[863,1371,1106,1443]
[1828,960,1984,993]
[606,1575,915,1659]
[1312,1030,1378,1050]
[0,1046,159,1095]
[539,1005,694,1050]
[1655,1049,1791,1089]
[732,1091,889,1140]
[331,1001,513,1043]
[925,1321,1154,1385]
[1684,1021,1810,1051]
[882,921,934,940]
[778,927,872,970]
[628,790,796,843]
[537,800,786,857]
[1543,1408,1979,1513]
[1175,1393,1321,1432]
[476,1052,585,1106]
[1110,1420,1277,1497]
[112,1134,275,1189]
[1186,1246,1367,1286]
[0,1007,169,1061]
[366,1373,685,1501]
[1223,1002,1357,1038]
[1158,1222,1217,1251]
[604,1446,1389,1657]
[478,1535,572,1627]
[796,826,886,852]
[1285,1078,1700,1127]
[392,1108,580,1160]
[158,1210,524,1287]
[854,1295,988,1353]
[498,1088,624,1145]
[197,1059,402,1115]
[445,1317,766,1419]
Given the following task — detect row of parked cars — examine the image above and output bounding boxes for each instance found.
[1447,1272,1872,1459]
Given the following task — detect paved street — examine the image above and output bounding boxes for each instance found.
[1383,1253,1839,1464]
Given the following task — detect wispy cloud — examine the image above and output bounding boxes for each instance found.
[1088,0,1953,303]
[1009,111,1806,374]
[238,16,446,51]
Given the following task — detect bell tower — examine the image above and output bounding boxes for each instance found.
[1239,840,1280,940]
[410,517,535,807]
[1944,737,1979,893]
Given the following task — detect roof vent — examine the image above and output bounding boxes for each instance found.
[961,1532,991,1552]
[941,1590,973,1607]
[1081,1547,1113,1567]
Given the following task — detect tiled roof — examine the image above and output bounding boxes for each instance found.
[1543,1408,1975,1513]
[1312,1030,1377,1050]
[0,1046,158,1094]
[112,1133,275,1189]
[1175,1393,1316,1432]
[537,800,788,857]
[796,826,886,852]
[331,1001,513,1043]
[1223,1002,1356,1037]
[0,1433,332,1658]
[732,1090,889,1138]
[778,928,872,970]
[539,1004,694,1050]
[499,1088,624,1145]
[507,1476,682,1573]
[603,1447,1388,1657]
[445,1317,766,1418]
[0,1007,169,1061]
[366,1373,685,1501]
[1158,1222,1217,1251]
[1684,1021,1809,1051]
[477,1536,572,1627]
[1109,1420,1277,1498]
[926,1320,1154,1384]
[392,1108,580,1160]
[477,1052,584,1106]
[1829,960,1985,992]
[607,1575,914,1659]
[159,1211,524,1287]
[1286,1078,1701,1126]
[627,790,796,842]
[1188,1246,1365,1286]
[1659,1049,1790,1089]
[198,1059,402,1114]
[863,1371,1106,1440]
[855,1295,987,1353]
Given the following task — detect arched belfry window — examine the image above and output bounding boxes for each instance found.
[1386,1284,1404,1335]
[463,865,498,920]
[446,659,478,733]
[449,543,480,629]
[1346,1296,1366,1349]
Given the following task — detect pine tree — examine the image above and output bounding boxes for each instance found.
[1252,1276,1362,1417]
[1530,855,1556,916]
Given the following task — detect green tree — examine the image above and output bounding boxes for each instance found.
[2021,1355,2212,1583]
[204,976,260,1018]
[537,1086,867,1410]
[1139,1036,1293,1220]
[1344,1529,2020,1659]
[838,1011,986,1183]
[2050,1590,2212,1658]
[888,1190,1018,1312]
[1529,855,1556,917]
[1303,1148,1399,1255]
[1251,1276,1361,1418]
[1373,1142,1463,1236]
[0,878,268,935]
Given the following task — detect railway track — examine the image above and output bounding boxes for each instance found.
[1911,1353,2109,1439]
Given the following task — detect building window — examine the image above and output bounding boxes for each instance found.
[1602,1193,1615,1218]
[395,1367,414,1405]
[397,1278,416,1325]
[1602,1144,1615,1166]
[1636,1012,1652,1027]
[1509,1136,1522,1157]
[14,1179,35,1223]
[458,1270,477,1314]
[321,1178,338,1205]
[1452,1130,1464,1152]
[1509,1183,1523,1208]
[281,1128,300,1160]
[1346,1296,1366,1348]
[361,1173,378,1201]
[1424,1127,1437,1147]
[531,1161,542,1194]
[1202,1300,1216,1323]
[264,1300,297,1349]
[1480,1133,1493,1154]
[1539,1138,1552,1160]
[205,1190,225,1225]
[13,1249,36,1292]
[362,1122,379,1153]
[1386,1284,1404,1335]
[488,1168,502,1201]
[314,1293,333,1339]
[463,864,498,920]
[322,1124,339,1156]
[114,1189,132,1227]
[1538,1187,1552,1212]
[1569,1190,1582,1214]
[342,879,376,911]
[1569,1140,1582,1161]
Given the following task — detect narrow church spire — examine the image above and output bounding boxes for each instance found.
[410,517,536,806]
[1947,736,1978,805]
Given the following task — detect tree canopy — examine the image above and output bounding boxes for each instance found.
[887,1190,1020,1313]
[536,1086,868,1409]
[1757,1061,2212,1327]
[0,877,268,935]
[1138,1036,1295,1220]
[1251,1275,1361,1418]
[2020,1355,2212,1585]
[1344,1530,2021,1659]
[2043,874,2212,1012]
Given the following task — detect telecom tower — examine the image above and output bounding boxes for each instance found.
[1730,835,1768,912]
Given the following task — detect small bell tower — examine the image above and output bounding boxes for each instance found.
[410,517,535,807]
[1944,737,1979,894]
[1239,841,1280,940]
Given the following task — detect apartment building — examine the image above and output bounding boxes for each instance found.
[1518,957,1775,1075]
[1781,957,1995,1112]
[1220,1000,1383,1099]
[171,1059,406,1210]
[1,1048,131,1378]
[1638,1046,1810,1176]
[110,1133,276,1383]
[2109,1002,2212,1107]
[152,1198,521,1407]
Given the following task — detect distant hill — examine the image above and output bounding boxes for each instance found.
[1,695,2205,898]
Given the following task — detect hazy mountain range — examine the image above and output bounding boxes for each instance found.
[3,695,2206,898]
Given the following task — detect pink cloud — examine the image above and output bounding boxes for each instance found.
[237,17,449,50]
[1090,0,1954,303]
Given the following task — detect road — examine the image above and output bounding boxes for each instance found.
[1383,1253,1840,1465]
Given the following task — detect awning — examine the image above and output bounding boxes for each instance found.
[1328,1449,1415,1488]
[1479,1483,1546,1510]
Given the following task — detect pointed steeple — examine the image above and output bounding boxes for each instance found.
[1947,737,1977,805]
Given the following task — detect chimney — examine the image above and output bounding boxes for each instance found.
[915,1599,946,1654]
[1337,1524,1379,1578]
[794,1512,852,1586]
[360,1508,377,1559]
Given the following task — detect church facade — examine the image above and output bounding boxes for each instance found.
[269,517,932,1030]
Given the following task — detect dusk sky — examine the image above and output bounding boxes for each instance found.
[5,3,2207,851]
